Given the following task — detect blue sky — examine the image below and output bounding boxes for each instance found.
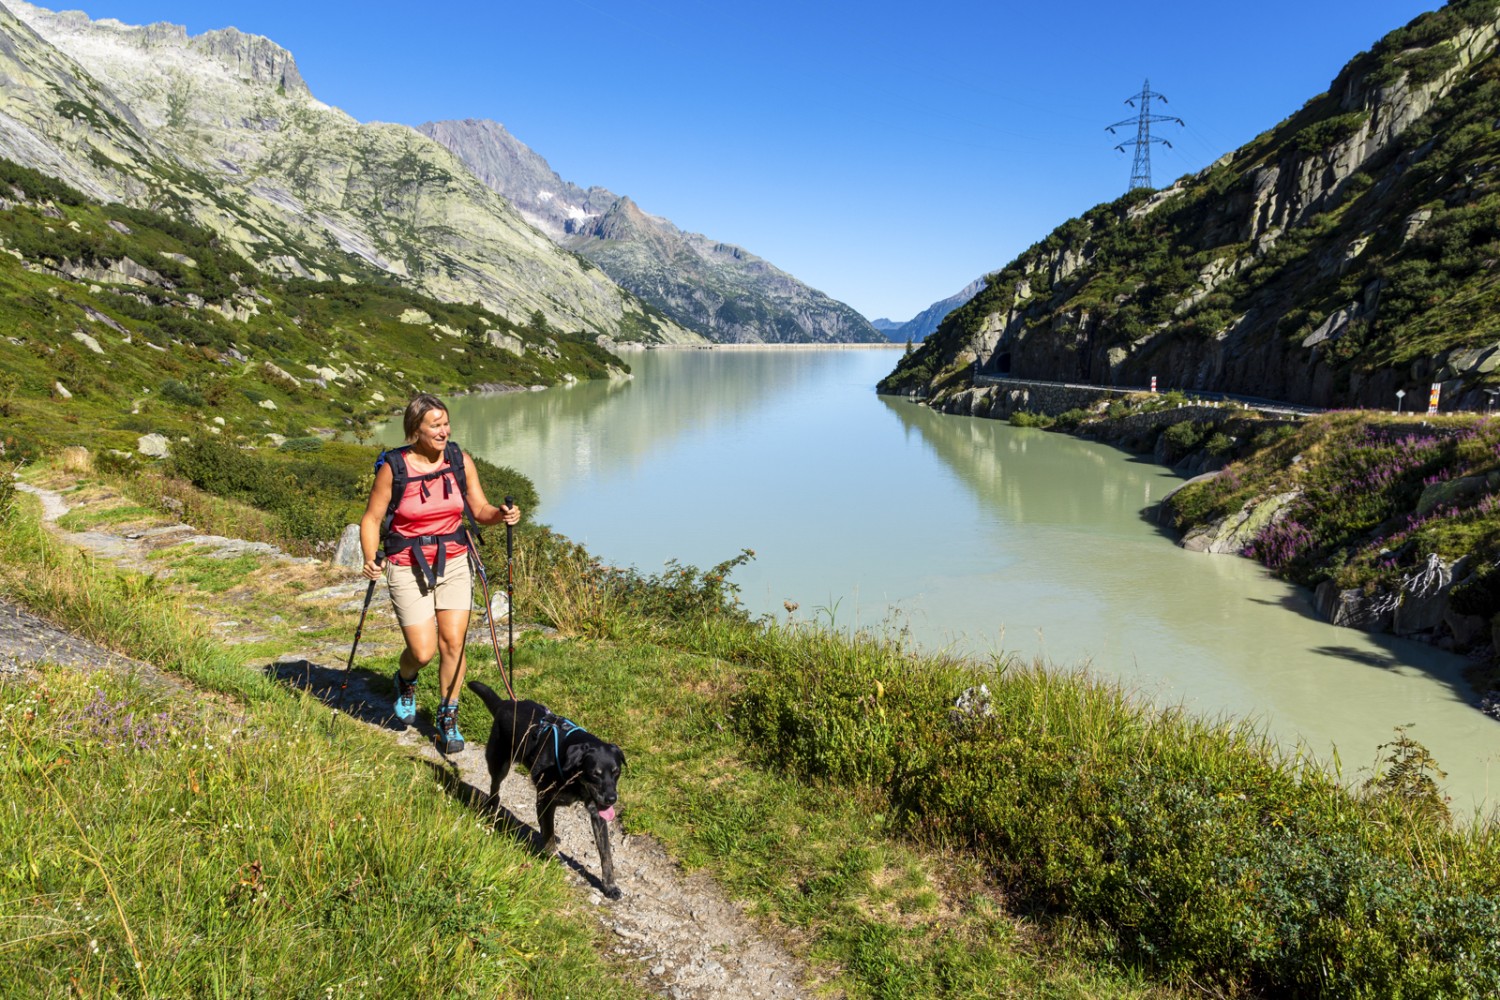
[60,0,1441,320]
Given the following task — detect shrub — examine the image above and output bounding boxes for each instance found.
[736,650,1500,996]
[470,453,539,513]
[1161,420,1205,460]
[1203,431,1235,457]
[168,436,359,542]
[159,379,205,407]
[278,436,325,453]
[1053,408,1092,430]
[1008,410,1054,428]
[1293,111,1371,154]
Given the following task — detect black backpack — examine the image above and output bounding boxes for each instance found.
[374,440,480,587]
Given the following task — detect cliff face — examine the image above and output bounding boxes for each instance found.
[0,1,701,344]
[883,1,1500,411]
[420,118,885,344]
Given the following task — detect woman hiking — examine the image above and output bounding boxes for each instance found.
[359,393,521,753]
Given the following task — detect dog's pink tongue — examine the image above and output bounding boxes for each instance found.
[598,805,616,822]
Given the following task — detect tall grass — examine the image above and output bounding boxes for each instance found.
[728,625,1500,998]
[0,492,640,998]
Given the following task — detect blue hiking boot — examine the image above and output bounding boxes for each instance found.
[435,703,465,754]
[392,670,418,724]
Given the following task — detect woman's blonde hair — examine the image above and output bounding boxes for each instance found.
[402,393,448,443]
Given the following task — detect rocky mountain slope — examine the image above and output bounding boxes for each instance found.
[419,118,884,344]
[0,153,626,502]
[882,0,1500,411]
[0,1,700,345]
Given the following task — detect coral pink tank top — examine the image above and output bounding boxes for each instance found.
[387,464,469,568]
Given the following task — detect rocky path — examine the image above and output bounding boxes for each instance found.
[7,477,816,1000]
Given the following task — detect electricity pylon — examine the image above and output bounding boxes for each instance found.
[1106,79,1184,191]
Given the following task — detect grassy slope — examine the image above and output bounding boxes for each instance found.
[0,156,627,464]
[0,489,640,999]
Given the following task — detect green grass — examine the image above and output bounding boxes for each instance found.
[485,524,1500,997]
[54,504,158,533]
[0,667,635,998]
[145,547,264,594]
[0,492,644,998]
[437,637,1181,1000]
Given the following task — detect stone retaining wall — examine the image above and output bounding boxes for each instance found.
[933,378,1263,426]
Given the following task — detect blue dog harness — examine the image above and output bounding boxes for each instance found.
[546,716,586,778]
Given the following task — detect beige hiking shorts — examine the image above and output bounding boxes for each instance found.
[385,554,473,627]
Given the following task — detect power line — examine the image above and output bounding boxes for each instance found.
[1105,79,1185,191]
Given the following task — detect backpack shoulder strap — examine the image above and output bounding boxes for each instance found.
[444,440,481,536]
[376,445,411,543]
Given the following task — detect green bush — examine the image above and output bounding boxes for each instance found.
[159,379,205,407]
[1161,420,1205,460]
[278,436,325,453]
[470,453,539,514]
[1008,410,1054,428]
[1293,111,1371,154]
[736,650,1500,996]
[1053,408,1092,430]
[168,436,359,542]
[1203,431,1234,457]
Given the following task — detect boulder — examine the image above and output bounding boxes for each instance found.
[1392,554,1460,636]
[1180,491,1298,554]
[1314,579,1394,632]
[1394,589,1450,635]
[71,330,104,355]
[1417,473,1500,516]
[1444,609,1490,650]
[332,524,363,570]
[136,433,169,458]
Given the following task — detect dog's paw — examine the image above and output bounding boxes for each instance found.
[541,836,559,855]
[603,884,622,901]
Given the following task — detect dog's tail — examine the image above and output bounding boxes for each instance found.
[467,680,509,718]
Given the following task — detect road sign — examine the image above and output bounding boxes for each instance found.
[1428,383,1441,415]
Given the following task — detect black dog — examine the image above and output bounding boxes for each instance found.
[467,681,627,899]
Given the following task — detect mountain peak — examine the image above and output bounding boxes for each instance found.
[422,118,885,344]
[8,0,309,98]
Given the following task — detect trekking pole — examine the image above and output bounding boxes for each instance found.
[504,495,516,695]
[333,554,382,733]
[467,528,517,701]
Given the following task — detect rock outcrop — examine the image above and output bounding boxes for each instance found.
[882,4,1500,412]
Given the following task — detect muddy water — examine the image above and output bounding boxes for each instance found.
[422,348,1497,813]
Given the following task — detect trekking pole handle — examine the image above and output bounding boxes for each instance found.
[503,495,515,508]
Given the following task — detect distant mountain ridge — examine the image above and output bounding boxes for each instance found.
[0,0,700,345]
[876,278,987,343]
[419,118,884,345]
